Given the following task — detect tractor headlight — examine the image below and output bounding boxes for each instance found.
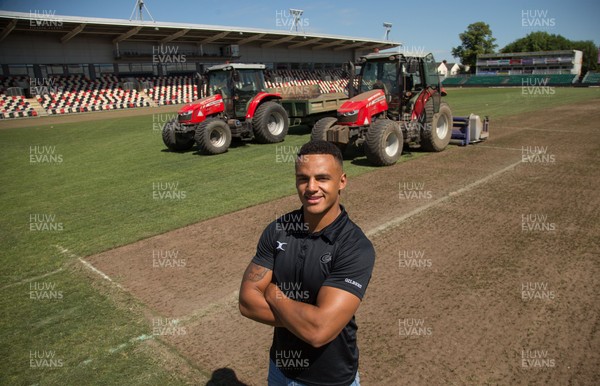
[178,111,193,122]
[337,109,360,123]
[340,110,359,117]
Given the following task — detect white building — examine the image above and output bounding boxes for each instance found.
[436,61,461,79]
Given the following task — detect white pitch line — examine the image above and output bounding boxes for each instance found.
[55,245,123,289]
[78,258,123,289]
[366,159,522,238]
[0,267,64,291]
[108,334,153,353]
[78,334,154,367]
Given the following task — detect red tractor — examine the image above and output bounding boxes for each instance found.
[312,51,453,166]
[162,63,289,154]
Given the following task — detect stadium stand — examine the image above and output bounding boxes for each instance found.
[441,76,468,86]
[443,73,578,87]
[0,94,36,119]
[582,72,600,84]
[505,75,531,86]
[545,74,577,84]
[141,75,199,105]
[0,76,37,119]
[437,50,585,88]
[463,75,508,86]
[477,50,582,77]
[505,74,576,85]
[36,75,151,115]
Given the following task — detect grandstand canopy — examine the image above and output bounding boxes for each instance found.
[0,10,400,52]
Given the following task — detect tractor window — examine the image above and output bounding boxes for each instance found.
[360,61,398,94]
[405,59,423,91]
[424,54,440,88]
[232,69,267,118]
[208,71,231,98]
[234,70,265,94]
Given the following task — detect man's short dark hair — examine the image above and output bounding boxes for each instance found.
[296,140,343,168]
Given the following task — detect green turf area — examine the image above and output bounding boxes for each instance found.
[444,87,600,118]
[0,270,189,385]
[1,87,599,384]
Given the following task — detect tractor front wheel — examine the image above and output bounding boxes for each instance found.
[364,119,403,166]
[162,119,195,151]
[195,118,232,155]
[311,117,337,141]
[253,102,289,143]
[312,117,347,154]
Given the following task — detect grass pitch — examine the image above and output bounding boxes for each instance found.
[444,86,600,118]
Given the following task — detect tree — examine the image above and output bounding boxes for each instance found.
[501,31,570,52]
[451,22,498,73]
[501,31,599,73]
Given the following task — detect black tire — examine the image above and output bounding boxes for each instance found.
[311,117,347,154]
[311,117,337,141]
[195,118,232,155]
[364,119,403,166]
[162,119,194,151]
[420,101,453,152]
[252,101,289,143]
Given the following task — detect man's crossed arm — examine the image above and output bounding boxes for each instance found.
[239,262,282,327]
[239,262,360,348]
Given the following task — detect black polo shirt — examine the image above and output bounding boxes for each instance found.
[252,205,375,386]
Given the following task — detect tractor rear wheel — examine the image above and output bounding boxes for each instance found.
[162,119,195,151]
[195,118,232,155]
[364,119,403,166]
[420,101,453,152]
[253,102,289,143]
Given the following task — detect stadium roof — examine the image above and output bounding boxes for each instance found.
[0,10,401,52]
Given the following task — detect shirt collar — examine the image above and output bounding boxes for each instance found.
[301,205,348,244]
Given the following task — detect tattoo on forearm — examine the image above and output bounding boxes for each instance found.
[243,264,269,282]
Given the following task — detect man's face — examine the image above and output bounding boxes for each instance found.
[295,154,347,217]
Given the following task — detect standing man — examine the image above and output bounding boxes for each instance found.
[239,140,375,385]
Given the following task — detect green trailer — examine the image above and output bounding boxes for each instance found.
[280,92,348,126]
[268,84,347,126]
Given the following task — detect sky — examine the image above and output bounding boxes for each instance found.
[0,0,598,62]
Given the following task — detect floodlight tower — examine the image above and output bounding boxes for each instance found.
[289,9,305,33]
[383,22,393,40]
[130,0,156,22]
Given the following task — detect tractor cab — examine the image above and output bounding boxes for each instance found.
[205,63,268,119]
[353,52,443,120]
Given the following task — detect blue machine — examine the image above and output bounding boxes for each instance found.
[451,114,490,146]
